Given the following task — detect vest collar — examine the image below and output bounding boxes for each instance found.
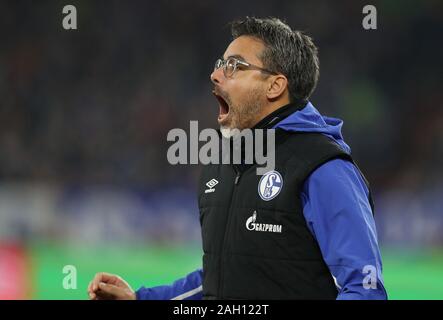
[252,99,307,130]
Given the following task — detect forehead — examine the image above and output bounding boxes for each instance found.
[223,35,265,66]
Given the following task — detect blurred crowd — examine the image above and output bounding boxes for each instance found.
[0,1,442,245]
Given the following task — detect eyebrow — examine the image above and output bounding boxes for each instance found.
[223,54,246,61]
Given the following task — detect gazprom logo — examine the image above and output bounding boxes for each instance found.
[246,211,282,233]
[258,170,283,201]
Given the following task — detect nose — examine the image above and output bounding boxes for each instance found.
[210,67,224,85]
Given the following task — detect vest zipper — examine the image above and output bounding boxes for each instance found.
[218,165,241,298]
[234,171,241,185]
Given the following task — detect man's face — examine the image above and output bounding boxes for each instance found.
[210,36,269,130]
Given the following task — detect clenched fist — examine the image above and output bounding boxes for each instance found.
[88,272,136,300]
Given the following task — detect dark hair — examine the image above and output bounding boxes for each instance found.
[230,17,319,101]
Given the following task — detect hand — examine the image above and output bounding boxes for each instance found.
[88,272,136,300]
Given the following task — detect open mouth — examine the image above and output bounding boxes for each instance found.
[212,90,230,123]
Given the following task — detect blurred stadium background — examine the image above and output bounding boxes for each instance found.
[0,0,442,299]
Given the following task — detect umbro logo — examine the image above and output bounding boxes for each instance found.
[205,179,219,193]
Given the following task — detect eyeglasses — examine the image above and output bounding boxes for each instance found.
[214,57,278,78]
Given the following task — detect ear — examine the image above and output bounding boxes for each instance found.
[266,75,288,100]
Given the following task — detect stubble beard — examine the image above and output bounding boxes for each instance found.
[220,87,265,138]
